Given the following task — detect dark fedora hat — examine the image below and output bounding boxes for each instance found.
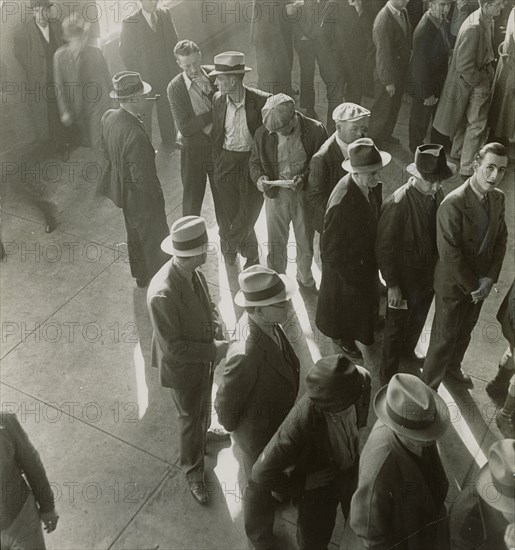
[407,144,456,182]
[110,71,152,100]
[342,138,391,174]
[306,355,371,413]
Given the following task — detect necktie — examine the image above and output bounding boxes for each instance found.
[191,80,212,111]
[149,12,157,31]
[368,189,378,220]
[400,8,408,36]
[481,194,489,217]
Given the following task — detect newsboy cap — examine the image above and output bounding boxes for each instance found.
[262,94,296,133]
[332,103,371,123]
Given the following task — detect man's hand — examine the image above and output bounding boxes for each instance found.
[471,277,494,304]
[386,84,396,97]
[289,175,303,191]
[256,175,269,192]
[262,182,280,199]
[304,467,337,490]
[388,286,403,308]
[40,509,59,533]
[60,112,73,127]
[214,340,229,364]
[423,95,438,107]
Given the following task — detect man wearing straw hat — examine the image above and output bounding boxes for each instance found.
[316,138,390,362]
[215,265,300,548]
[350,373,451,549]
[211,51,270,267]
[99,71,169,288]
[449,439,515,549]
[147,216,230,505]
[376,144,455,384]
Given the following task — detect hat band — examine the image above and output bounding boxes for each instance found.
[492,476,515,499]
[214,63,245,72]
[243,279,285,302]
[172,232,208,251]
[386,402,436,430]
[115,81,143,98]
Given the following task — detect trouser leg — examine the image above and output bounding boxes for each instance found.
[380,306,407,384]
[409,98,434,153]
[296,37,316,110]
[265,190,291,274]
[369,79,392,142]
[291,191,315,286]
[315,40,343,133]
[0,493,47,550]
[180,136,211,216]
[446,299,483,372]
[154,82,176,144]
[244,481,276,550]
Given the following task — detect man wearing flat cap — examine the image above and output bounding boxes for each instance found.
[316,138,390,362]
[307,103,370,234]
[376,144,455,384]
[147,216,230,505]
[449,438,515,550]
[99,71,169,288]
[215,265,300,549]
[249,93,327,291]
[211,52,270,268]
[246,355,371,550]
[350,373,451,550]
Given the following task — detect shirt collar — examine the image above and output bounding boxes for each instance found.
[387,1,401,17]
[35,19,49,34]
[173,257,193,283]
[470,177,488,202]
[227,89,246,108]
[183,72,193,90]
[141,8,155,27]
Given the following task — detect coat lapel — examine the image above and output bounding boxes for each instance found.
[463,182,489,231]
[169,265,211,324]
[478,190,502,256]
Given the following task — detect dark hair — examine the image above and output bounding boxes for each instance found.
[475,142,507,163]
[174,40,200,59]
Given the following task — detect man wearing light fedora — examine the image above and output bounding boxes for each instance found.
[147,216,230,505]
[307,102,371,234]
[247,355,371,550]
[99,71,169,288]
[350,373,451,550]
[376,144,455,384]
[249,93,327,291]
[211,51,270,268]
[215,265,300,548]
[449,439,515,549]
[316,138,390,362]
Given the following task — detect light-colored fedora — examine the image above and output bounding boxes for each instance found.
[110,71,152,100]
[210,51,252,76]
[342,138,391,174]
[374,373,450,441]
[234,265,296,307]
[407,144,456,182]
[161,216,209,257]
[477,439,515,514]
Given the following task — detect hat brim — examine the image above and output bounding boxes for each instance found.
[110,81,152,100]
[374,384,450,441]
[160,235,207,257]
[477,463,515,513]
[342,151,391,173]
[406,161,456,181]
[234,274,296,307]
[209,67,253,76]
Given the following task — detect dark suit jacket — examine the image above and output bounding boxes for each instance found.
[98,108,165,216]
[119,7,179,86]
[215,317,300,459]
[350,422,450,550]
[211,86,271,158]
[433,180,507,299]
[306,133,347,233]
[147,260,222,390]
[167,68,215,146]
[373,4,412,86]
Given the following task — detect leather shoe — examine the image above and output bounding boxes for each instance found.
[336,340,363,362]
[243,257,260,270]
[45,215,57,234]
[136,277,149,288]
[207,426,230,441]
[446,368,472,385]
[189,481,209,505]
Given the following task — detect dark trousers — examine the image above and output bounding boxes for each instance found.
[422,292,484,388]
[369,77,405,142]
[381,273,434,384]
[171,364,213,482]
[180,133,218,217]
[123,210,168,283]
[409,98,438,153]
[214,149,262,259]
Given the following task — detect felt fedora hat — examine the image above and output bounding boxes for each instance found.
[110,71,152,100]
[407,144,456,182]
[342,138,391,174]
[374,373,450,441]
[234,265,296,307]
[477,439,515,514]
[210,51,252,76]
[332,103,371,123]
[161,216,209,257]
[306,355,371,413]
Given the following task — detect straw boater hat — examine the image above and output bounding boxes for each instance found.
[110,71,152,100]
[161,216,209,257]
[374,373,450,442]
[342,137,391,174]
[477,439,515,514]
[210,52,252,76]
[332,103,371,123]
[234,265,296,307]
[406,144,456,182]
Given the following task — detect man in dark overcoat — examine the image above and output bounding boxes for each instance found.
[119,0,179,146]
[147,216,229,505]
[99,71,169,287]
[211,52,270,267]
[316,138,390,362]
[422,142,508,388]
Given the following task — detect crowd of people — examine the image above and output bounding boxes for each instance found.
[2,0,515,548]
